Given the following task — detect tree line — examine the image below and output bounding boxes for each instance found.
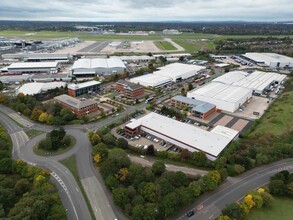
[0,123,66,219]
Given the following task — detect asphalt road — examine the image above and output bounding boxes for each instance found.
[0,110,91,220]
[174,159,293,220]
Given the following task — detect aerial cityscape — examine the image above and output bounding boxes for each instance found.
[0,1,293,220]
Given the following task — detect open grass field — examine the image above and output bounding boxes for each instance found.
[252,78,293,136]
[154,41,177,50]
[246,197,293,220]
[25,129,44,139]
[173,39,216,53]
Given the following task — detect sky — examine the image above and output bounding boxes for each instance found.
[0,0,292,22]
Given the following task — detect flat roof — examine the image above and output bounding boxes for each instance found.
[154,63,205,80]
[17,82,66,95]
[117,79,143,90]
[172,95,215,113]
[129,74,172,87]
[68,80,101,90]
[213,70,286,93]
[125,112,238,157]
[8,62,59,69]
[54,94,98,110]
[72,58,125,70]
[188,82,252,104]
[242,53,293,64]
[0,74,31,82]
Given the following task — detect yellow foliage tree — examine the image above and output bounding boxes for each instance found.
[38,112,49,123]
[241,194,255,215]
[34,174,46,187]
[208,170,221,184]
[257,188,265,194]
[116,168,129,182]
[93,153,101,164]
[218,215,232,220]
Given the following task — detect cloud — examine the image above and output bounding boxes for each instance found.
[0,0,292,21]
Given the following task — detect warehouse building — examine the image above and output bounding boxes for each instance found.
[54,94,99,116]
[0,75,32,84]
[68,80,101,97]
[171,95,216,119]
[129,74,172,88]
[71,58,126,77]
[2,53,72,63]
[124,112,239,160]
[241,53,293,68]
[154,63,205,82]
[213,70,286,94]
[116,80,144,98]
[17,82,66,95]
[7,62,60,74]
[187,82,253,112]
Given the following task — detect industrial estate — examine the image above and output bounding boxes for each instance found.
[0,21,293,220]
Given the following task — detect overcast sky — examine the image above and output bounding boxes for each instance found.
[0,0,292,22]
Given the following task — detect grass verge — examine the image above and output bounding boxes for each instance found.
[154,41,177,50]
[33,135,76,156]
[25,129,44,139]
[60,155,95,220]
[246,197,293,220]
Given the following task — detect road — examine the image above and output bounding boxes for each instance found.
[0,110,91,220]
[174,159,293,220]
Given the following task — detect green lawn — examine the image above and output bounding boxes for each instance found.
[173,39,201,53]
[246,197,293,220]
[60,155,95,220]
[25,129,44,139]
[252,90,293,136]
[33,135,76,156]
[154,41,177,50]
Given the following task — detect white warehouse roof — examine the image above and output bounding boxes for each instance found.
[213,70,286,94]
[187,82,252,112]
[17,82,66,95]
[242,53,293,68]
[8,62,59,69]
[154,63,205,82]
[72,58,125,70]
[129,74,172,88]
[68,80,101,90]
[126,112,238,159]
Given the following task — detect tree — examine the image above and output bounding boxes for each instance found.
[89,132,101,145]
[241,194,255,215]
[222,202,243,220]
[269,179,286,195]
[202,175,217,191]
[103,133,117,146]
[188,83,194,91]
[116,168,129,182]
[146,145,155,156]
[207,171,221,185]
[162,192,180,216]
[93,154,101,165]
[156,177,174,196]
[139,182,157,203]
[14,179,31,196]
[30,108,44,121]
[191,151,208,167]
[188,181,202,198]
[105,175,120,190]
[112,187,129,207]
[151,161,166,176]
[132,204,145,220]
[116,138,128,149]
[261,191,274,207]
[92,143,108,162]
[38,112,49,123]
[0,81,4,91]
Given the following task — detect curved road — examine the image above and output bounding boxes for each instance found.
[174,159,293,220]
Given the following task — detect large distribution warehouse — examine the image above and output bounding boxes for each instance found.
[7,62,60,74]
[71,58,126,77]
[241,53,293,68]
[125,112,239,160]
[154,63,205,82]
[17,82,66,95]
[187,82,253,112]
[213,70,286,94]
[129,74,172,88]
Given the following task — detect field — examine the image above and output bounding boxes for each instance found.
[253,79,293,136]
[154,41,177,50]
[246,197,293,220]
